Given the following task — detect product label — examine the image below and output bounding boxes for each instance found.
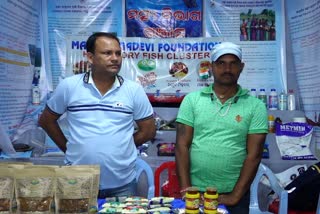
[288,95,296,110]
[204,198,218,210]
[278,95,287,110]
[185,198,200,209]
[268,95,278,110]
[32,86,40,105]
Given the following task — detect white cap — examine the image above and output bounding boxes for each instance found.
[211,42,242,62]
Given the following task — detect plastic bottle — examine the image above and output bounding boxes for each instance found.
[268,88,278,110]
[185,187,200,214]
[268,115,275,133]
[204,187,218,214]
[250,88,257,97]
[313,127,320,159]
[278,90,287,110]
[287,89,296,111]
[32,85,40,105]
[258,88,267,108]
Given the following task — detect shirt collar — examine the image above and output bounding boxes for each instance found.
[83,71,124,87]
[201,83,249,97]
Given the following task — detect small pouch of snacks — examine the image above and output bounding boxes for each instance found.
[157,143,175,156]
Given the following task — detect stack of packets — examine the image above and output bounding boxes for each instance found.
[99,196,174,213]
[0,162,100,213]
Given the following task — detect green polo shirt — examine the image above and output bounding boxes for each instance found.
[176,84,268,192]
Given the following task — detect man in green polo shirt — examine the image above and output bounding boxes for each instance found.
[175,42,268,213]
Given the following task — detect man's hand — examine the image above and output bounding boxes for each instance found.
[218,192,240,206]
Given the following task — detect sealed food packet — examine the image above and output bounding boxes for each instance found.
[14,166,56,214]
[275,122,317,160]
[61,165,100,212]
[55,167,93,214]
[0,167,15,214]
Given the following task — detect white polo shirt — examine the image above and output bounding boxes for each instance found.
[47,72,154,189]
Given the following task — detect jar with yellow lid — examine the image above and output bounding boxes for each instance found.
[185,187,200,214]
[203,187,219,214]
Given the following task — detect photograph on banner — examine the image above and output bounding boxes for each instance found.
[239,9,276,41]
[125,0,203,38]
[204,0,286,93]
[0,0,43,140]
[44,0,124,89]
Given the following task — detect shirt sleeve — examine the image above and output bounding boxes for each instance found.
[176,93,195,127]
[46,78,70,115]
[133,85,154,121]
[248,100,268,134]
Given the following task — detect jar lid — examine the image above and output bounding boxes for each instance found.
[205,187,217,194]
[187,186,199,193]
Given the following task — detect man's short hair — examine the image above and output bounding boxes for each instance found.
[86,32,120,53]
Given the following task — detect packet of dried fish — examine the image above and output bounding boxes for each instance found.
[2,162,33,211]
[61,165,100,212]
[14,166,56,214]
[0,167,15,214]
[55,167,93,214]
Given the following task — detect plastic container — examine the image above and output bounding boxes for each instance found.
[32,85,41,105]
[250,88,257,97]
[278,90,287,110]
[313,127,320,159]
[268,115,275,133]
[258,89,267,108]
[204,187,218,214]
[287,89,296,111]
[268,89,278,110]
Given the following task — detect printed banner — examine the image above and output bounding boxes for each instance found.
[286,0,320,119]
[0,0,43,140]
[125,0,203,38]
[66,36,286,105]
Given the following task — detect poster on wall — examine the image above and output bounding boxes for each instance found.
[204,0,287,94]
[125,0,203,38]
[43,0,124,89]
[286,0,320,119]
[0,0,43,141]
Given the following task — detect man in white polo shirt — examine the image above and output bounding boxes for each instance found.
[39,32,156,198]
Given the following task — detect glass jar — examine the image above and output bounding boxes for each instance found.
[204,187,218,214]
[185,187,200,213]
